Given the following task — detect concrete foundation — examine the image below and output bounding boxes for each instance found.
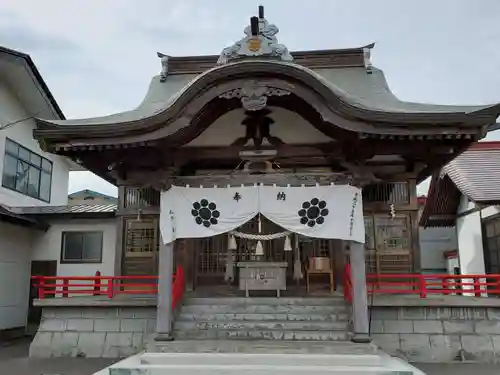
[29,298,156,358]
[29,294,500,364]
[370,296,500,363]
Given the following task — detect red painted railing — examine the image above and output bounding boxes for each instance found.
[32,265,185,310]
[343,264,500,302]
[171,265,185,310]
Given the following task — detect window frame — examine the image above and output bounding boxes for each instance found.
[2,138,53,202]
[60,231,104,264]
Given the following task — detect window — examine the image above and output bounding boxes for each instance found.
[61,231,103,263]
[2,138,52,202]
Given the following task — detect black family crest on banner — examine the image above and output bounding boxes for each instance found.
[298,198,329,227]
[191,199,220,227]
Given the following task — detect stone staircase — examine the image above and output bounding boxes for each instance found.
[98,351,426,375]
[173,296,350,341]
[98,296,426,374]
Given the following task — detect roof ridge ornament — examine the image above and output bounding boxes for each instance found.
[363,47,373,74]
[217,6,293,65]
[157,52,170,82]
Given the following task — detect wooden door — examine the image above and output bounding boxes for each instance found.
[194,235,227,285]
[483,218,500,296]
[373,214,412,273]
[122,217,159,276]
[29,260,57,324]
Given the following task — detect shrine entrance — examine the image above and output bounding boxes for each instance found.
[191,215,346,295]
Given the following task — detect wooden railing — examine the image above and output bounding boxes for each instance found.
[343,263,500,302]
[32,266,185,310]
[123,186,160,209]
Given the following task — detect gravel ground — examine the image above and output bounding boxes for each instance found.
[0,338,498,375]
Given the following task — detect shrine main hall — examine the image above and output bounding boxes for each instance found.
[31,6,500,353]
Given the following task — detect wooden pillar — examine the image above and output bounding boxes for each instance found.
[113,186,126,276]
[408,178,421,273]
[184,239,195,292]
[113,216,125,276]
[155,238,174,341]
[350,241,371,343]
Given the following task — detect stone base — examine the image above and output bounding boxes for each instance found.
[29,305,156,358]
[351,333,372,344]
[147,339,379,355]
[370,305,500,363]
[154,333,174,341]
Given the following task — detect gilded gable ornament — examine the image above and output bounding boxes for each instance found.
[217,6,293,65]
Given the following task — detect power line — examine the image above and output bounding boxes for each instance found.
[0,110,44,131]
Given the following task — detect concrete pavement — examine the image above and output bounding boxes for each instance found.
[1,338,498,375]
[0,338,115,375]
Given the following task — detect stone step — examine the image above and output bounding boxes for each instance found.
[147,339,378,355]
[174,328,349,341]
[181,304,347,314]
[178,312,349,322]
[141,352,385,367]
[106,352,425,375]
[110,364,417,375]
[174,320,348,331]
[184,297,346,306]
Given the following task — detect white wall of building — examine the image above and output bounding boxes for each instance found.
[31,218,117,278]
[0,222,34,330]
[446,256,459,275]
[0,217,117,331]
[0,81,70,207]
[419,226,456,272]
[456,195,486,275]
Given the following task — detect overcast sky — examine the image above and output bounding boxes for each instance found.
[1,0,499,197]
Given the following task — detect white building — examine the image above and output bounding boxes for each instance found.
[417,196,457,275]
[0,46,118,337]
[420,141,500,277]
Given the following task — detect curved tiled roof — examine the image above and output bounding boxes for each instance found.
[36,59,499,130]
[420,141,500,227]
[443,142,500,202]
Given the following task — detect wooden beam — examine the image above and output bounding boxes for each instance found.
[427,214,457,220]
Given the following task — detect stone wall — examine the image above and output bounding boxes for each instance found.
[370,305,500,362]
[29,306,156,358]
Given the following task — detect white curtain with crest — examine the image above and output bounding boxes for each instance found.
[160,184,364,244]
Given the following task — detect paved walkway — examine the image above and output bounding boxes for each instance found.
[0,339,115,375]
[1,339,498,375]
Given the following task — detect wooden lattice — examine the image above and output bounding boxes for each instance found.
[122,217,159,276]
[364,213,412,274]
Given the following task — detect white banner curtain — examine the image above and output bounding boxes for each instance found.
[259,185,364,243]
[160,185,365,244]
[160,185,259,244]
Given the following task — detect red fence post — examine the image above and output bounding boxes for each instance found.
[38,278,45,299]
[496,276,500,296]
[419,275,427,298]
[93,271,101,296]
[62,279,69,297]
[473,277,481,297]
[107,279,114,298]
[442,278,450,295]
